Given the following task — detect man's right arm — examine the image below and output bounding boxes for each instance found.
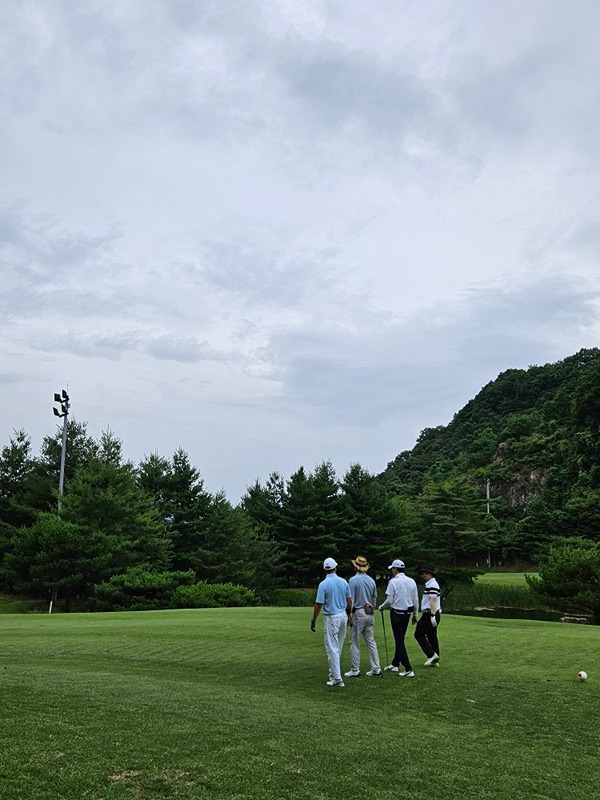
[311,602,323,632]
[379,581,392,611]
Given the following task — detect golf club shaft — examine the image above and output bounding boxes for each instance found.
[380,609,389,665]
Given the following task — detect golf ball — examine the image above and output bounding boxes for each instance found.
[577,671,588,681]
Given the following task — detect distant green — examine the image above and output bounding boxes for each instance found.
[477,572,538,584]
[0,608,598,800]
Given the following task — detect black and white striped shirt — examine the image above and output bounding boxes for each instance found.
[420,577,441,613]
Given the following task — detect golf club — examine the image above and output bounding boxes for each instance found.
[380,609,389,666]
[441,585,454,603]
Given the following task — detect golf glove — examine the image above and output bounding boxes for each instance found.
[310,620,316,632]
[430,614,438,628]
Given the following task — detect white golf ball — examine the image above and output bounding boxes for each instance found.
[577,671,588,681]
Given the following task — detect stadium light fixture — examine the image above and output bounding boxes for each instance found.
[52,389,70,511]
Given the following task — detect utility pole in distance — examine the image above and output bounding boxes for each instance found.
[53,389,70,513]
[485,477,491,567]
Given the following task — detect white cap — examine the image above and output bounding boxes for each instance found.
[323,557,338,570]
[388,559,405,569]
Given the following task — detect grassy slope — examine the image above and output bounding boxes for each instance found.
[0,608,598,800]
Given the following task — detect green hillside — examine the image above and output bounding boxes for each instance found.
[379,348,600,565]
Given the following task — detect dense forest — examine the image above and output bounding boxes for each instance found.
[0,348,598,610]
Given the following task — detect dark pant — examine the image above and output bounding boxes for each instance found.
[414,612,440,659]
[390,610,412,671]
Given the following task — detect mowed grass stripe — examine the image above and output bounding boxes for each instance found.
[0,609,598,800]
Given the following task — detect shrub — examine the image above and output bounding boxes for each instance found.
[443,581,553,614]
[438,570,597,621]
[270,588,314,607]
[91,567,196,611]
[527,538,600,624]
[171,582,256,609]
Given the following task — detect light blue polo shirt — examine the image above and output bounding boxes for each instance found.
[315,573,352,615]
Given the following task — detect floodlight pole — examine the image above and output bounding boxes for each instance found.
[50,389,70,615]
[52,390,70,513]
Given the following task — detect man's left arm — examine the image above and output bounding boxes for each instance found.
[366,580,377,614]
[429,583,440,626]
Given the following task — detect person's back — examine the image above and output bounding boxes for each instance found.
[311,558,352,687]
[345,556,382,678]
[348,571,377,609]
[379,559,418,677]
[318,572,352,615]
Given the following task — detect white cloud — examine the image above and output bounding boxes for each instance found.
[1,0,599,501]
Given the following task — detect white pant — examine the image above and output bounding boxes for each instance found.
[323,612,348,681]
[349,608,381,673]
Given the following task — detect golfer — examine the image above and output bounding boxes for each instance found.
[378,559,418,678]
[311,557,352,687]
[414,565,441,666]
[344,555,382,678]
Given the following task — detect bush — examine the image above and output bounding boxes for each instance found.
[270,588,314,607]
[171,582,256,609]
[442,582,546,611]
[90,568,196,611]
[442,582,564,621]
[527,538,600,624]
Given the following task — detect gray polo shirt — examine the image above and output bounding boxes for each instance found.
[348,572,377,609]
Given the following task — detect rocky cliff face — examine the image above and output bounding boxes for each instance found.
[492,441,548,509]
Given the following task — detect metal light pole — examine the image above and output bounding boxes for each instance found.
[53,389,70,513]
[485,477,491,567]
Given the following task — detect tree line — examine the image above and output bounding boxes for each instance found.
[1,347,599,612]
[0,423,440,609]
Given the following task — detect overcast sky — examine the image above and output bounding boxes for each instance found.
[1,0,599,502]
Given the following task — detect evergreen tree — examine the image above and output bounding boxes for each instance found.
[510,493,559,561]
[278,462,344,585]
[241,471,286,541]
[4,512,111,611]
[60,430,171,575]
[200,493,282,593]
[417,479,485,567]
[527,538,600,624]
[339,463,407,570]
[26,419,98,513]
[0,429,36,527]
[138,448,212,574]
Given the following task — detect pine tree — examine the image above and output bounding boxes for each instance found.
[138,448,212,574]
[0,429,36,527]
[61,431,171,574]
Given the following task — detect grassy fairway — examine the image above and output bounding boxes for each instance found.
[477,572,537,584]
[1,609,598,800]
